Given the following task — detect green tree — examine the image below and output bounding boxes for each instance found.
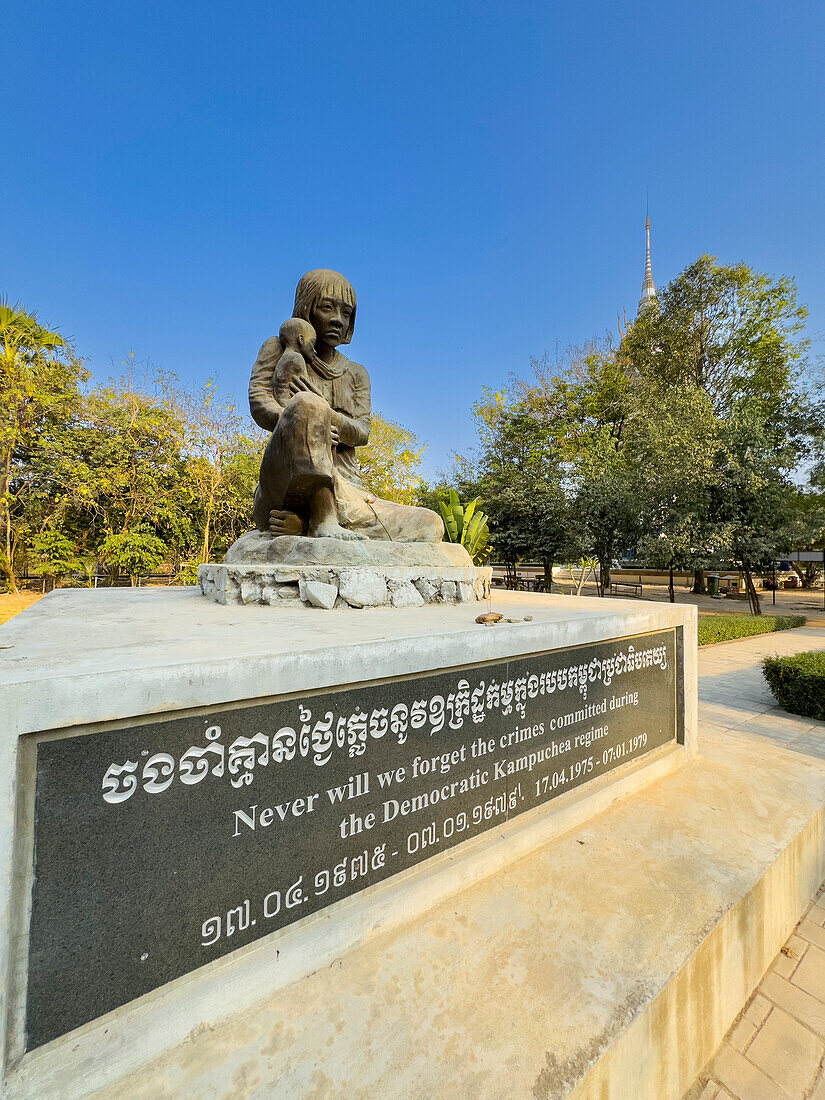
[48,362,194,572]
[205,431,266,556]
[467,388,581,589]
[623,255,820,598]
[28,529,85,590]
[169,377,265,562]
[622,255,808,414]
[528,344,640,593]
[633,384,720,601]
[359,412,426,505]
[708,405,811,614]
[0,302,87,591]
[99,526,167,586]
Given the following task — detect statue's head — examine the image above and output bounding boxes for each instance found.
[293,269,356,348]
[278,316,317,356]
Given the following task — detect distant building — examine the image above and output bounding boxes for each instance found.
[636,215,657,317]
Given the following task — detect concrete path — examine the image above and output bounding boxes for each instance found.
[687,626,825,1099]
[698,626,825,760]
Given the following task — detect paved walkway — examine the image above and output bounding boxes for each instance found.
[686,626,825,1099]
[698,626,825,760]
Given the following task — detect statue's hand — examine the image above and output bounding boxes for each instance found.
[290,374,325,400]
[330,424,340,448]
[269,509,304,538]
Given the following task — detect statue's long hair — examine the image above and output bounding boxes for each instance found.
[293,269,356,345]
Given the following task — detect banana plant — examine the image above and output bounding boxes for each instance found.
[438,489,491,565]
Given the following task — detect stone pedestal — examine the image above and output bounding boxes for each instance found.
[198,532,491,608]
[0,587,744,1100]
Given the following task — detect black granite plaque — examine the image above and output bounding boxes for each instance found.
[25,628,682,1049]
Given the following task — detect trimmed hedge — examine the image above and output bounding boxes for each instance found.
[697,614,806,647]
[762,650,825,721]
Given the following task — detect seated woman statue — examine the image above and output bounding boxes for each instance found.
[249,269,443,543]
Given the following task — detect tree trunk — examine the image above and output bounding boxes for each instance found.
[790,562,817,589]
[692,568,706,594]
[543,557,553,593]
[600,558,611,596]
[668,563,675,603]
[574,566,586,596]
[743,566,762,616]
[202,494,214,563]
[0,451,18,594]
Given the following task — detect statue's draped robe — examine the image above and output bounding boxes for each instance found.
[249,338,442,542]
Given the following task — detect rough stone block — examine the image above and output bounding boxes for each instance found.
[389,582,424,608]
[278,583,301,600]
[302,580,339,610]
[197,567,216,600]
[473,576,489,600]
[338,571,388,608]
[439,580,457,602]
[271,569,301,583]
[413,578,439,601]
[240,578,261,604]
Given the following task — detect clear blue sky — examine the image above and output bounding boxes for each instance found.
[6,1,824,474]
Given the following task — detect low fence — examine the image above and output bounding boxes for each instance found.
[20,570,184,592]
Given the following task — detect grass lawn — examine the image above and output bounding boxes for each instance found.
[698,613,806,646]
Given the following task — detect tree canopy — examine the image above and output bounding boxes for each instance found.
[447,255,825,607]
[1,316,430,591]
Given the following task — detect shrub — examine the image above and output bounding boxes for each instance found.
[762,651,825,721]
[698,614,806,647]
[176,559,201,586]
[99,527,167,587]
[28,530,85,588]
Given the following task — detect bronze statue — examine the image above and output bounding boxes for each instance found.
[249,270,443,543]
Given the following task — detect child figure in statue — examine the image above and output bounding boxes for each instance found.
[271,318,319,407]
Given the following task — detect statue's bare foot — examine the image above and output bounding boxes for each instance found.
[269,509,304,537]
[310,520,368,541]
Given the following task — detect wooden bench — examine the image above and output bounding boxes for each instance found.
[610,581,643,598]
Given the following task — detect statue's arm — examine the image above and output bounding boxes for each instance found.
[248,337,284,431]
[331,363,371,447]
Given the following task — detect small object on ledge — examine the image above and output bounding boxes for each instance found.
[476,612,503,625]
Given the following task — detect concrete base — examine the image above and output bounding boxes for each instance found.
[198,561,491,607]
[203,532,491,608]
[0,588,702,1098]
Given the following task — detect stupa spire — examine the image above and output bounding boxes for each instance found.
[637,214,657,316]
